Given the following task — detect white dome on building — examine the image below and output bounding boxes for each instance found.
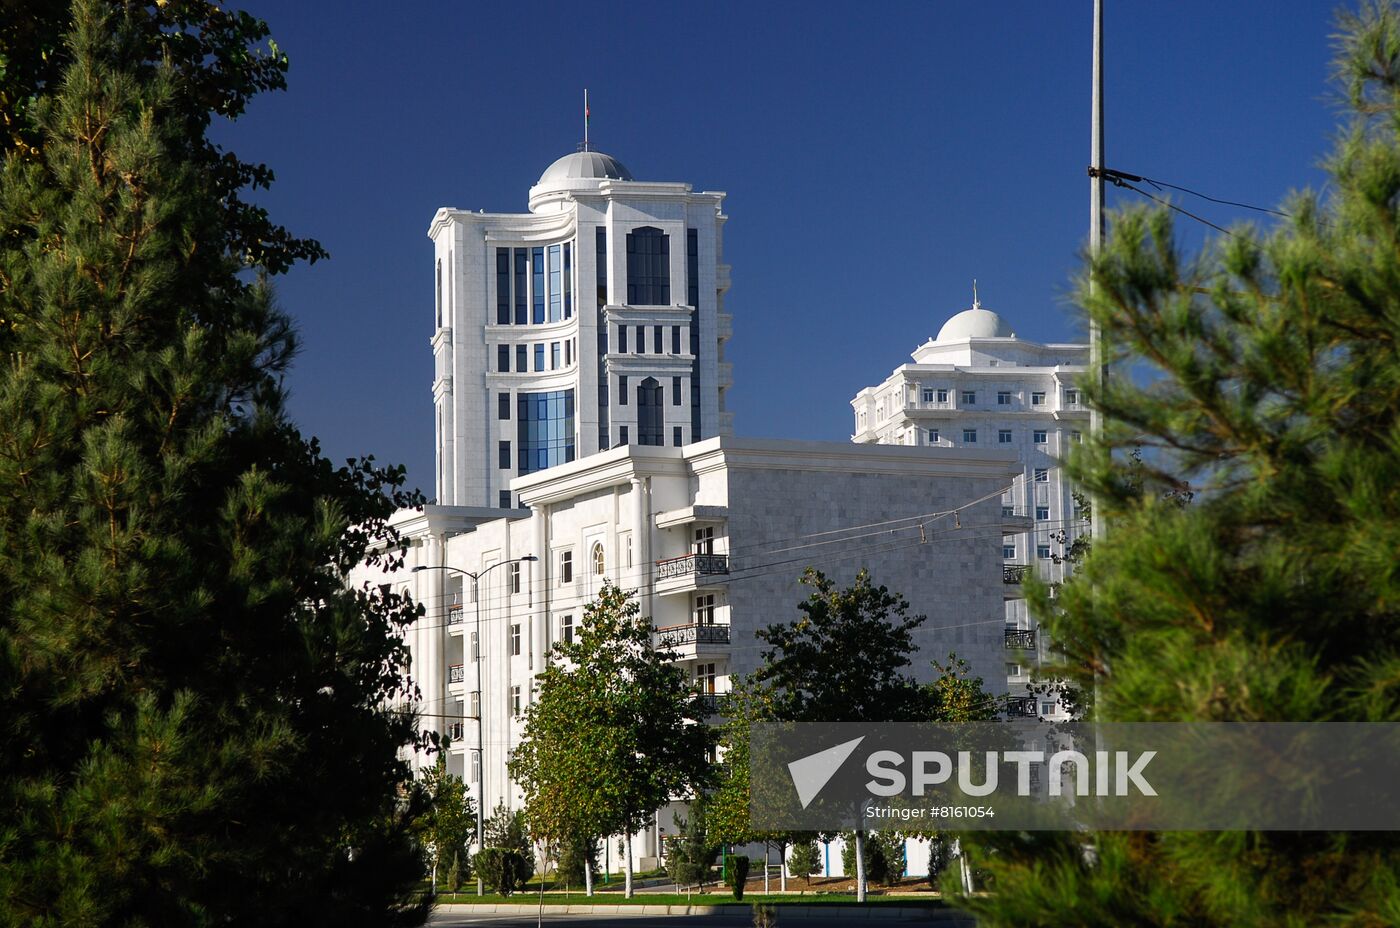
[935,306,1015,342]
[529,150,634,213]
[537,150,633,185]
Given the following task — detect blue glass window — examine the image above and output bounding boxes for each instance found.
[551,342,561,369]
[499,441,510,470]
[548,244,562,322]
[516,344,527,372]
[534,344,545,372]
[563,242,573,319]
[514,249,528,325]
[596,228,607,306]
[618,326,627,354]
[618,375,628,405]
[532,247,545,324]
[687,229,699,307]
[638,378,663,446]
[516,390,575,475]
[626,226,669,304]
[672,376,682,405]
[653,326,662,354]
[497,344,510,372]
[673,426,683,447]
[498,392,510,420]
[619,426,628,446]
[671,325,681,355]
[496,248,510,324]
[500,490,511,508]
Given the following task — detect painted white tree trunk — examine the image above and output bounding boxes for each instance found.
[583,853,594,897]
[854,830,868,903]
[779,843,787,893]
[764,844,770,894]
[624,832,634,898]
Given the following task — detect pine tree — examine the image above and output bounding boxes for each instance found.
[666,792,719,893]
[956,3,1400,924]
[0,3,425,925]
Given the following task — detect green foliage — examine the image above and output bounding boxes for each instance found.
[752,902,778,928]
[788,839,821,880]
[418,753,475,890]
[956,4,1400,925]
[840,832,896,886]
[0,2,425,926]
[555,831,598,887]
[926,653,1001,722]
[446,853,462,894]
[509,583,713,873]
[727,855,751,900]
[667,794,720,890]
[482,803,535,887]
[753,568,930,722]
[471,848,531,898]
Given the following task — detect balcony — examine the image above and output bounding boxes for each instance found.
[447,602,464,626]
[1004,627,1037,650]
[696,693,730,717]
[448,664,466,684]
[1003,565,1030,585]
[445,722,465,741]
[656,622,731,658]
[655,553,729,595]
[1004,695,1039,718]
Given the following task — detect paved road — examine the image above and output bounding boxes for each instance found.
[428,908,976,927]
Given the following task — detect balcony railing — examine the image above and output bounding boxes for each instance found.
[656,623,731,647]
[447,603,464,626]
[1004,695,1039,718]
[655,553,729,581]
[696,694,729,716]
[448,664,466,684]
[1003,565,1030,585]
[1004,628,1037,650]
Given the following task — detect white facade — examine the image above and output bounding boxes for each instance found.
[428,149,733,509]
[851,301,1090,717]
[351,438,1019,871]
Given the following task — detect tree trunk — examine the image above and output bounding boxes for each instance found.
[624,832,634,899]
[779,841,787,893]
[584,851,594,897]
[764,843,770,894]
[854,830,867,903]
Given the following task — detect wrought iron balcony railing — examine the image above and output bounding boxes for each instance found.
[1003,564,1030,584]
[1004,627,1037,650]
[656,623,731,648]
[1004,695,1039,718]
[448,664,466,684]
[696,694,729,716]
[655,553,729,581]
[447,603,464,625]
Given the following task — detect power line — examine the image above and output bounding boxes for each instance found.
[1090,167,1234,237]
[1100,167,1289,218]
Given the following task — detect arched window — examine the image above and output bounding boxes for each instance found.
[637,377,663,446]
[592,542,606,577]
[625,226,670,305]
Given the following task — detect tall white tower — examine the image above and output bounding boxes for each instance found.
[427,149,734,508]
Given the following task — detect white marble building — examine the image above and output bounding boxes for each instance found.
[354,437,1019,872]
[427,148,733,510]
[850,299,1090,717]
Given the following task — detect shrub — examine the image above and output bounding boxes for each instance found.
[727,855,751,900]
[788,840,821,880]
[473,848,531,897]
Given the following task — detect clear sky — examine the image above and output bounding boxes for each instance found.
[218,0,1340,495]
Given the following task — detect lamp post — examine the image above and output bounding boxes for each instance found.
[413,555,538,896]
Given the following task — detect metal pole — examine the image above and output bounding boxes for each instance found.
[473,571,485,897]
[1089,0,1106,547]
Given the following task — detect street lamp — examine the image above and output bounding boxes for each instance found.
[413,554,538,895]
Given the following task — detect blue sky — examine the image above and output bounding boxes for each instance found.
[220,1,1340,495]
